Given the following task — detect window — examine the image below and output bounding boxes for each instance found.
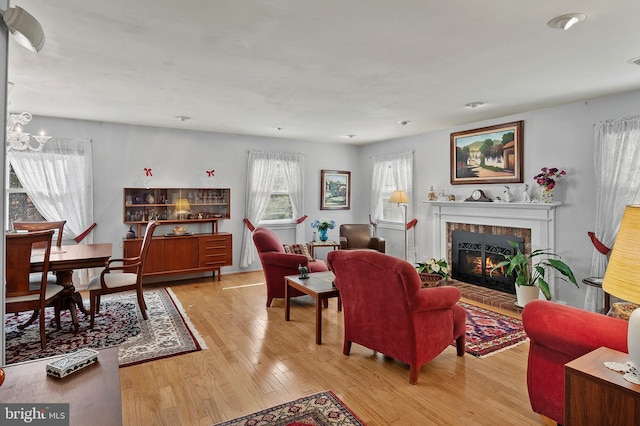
[380,166,403,223]
[7,163,46,228]
[261,162,293,222]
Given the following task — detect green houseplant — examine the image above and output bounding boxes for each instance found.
[416,258,449,287]
[491,241,578,302]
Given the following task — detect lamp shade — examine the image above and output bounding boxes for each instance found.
[175,198,191,212]
[602,205,640,304]
[602,204,640,370]
[2,6,45,52]
[389,190,410,204]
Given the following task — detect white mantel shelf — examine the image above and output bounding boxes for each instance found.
[424,200,561,209]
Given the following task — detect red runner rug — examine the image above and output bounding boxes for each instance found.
[214,391,366,426]
[459,302,528,358]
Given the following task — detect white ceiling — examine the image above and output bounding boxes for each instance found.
[6,0,640,144]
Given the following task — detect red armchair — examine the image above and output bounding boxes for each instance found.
[522,300,628,424]
[253,227,329,307]
[327,249,466,384]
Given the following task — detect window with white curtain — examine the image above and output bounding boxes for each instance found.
[260,161,294,223]
[371,151,414,225]
[7,164,46,226]
[380,166,403,223]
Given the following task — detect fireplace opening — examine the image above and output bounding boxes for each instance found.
[451,230,524,294]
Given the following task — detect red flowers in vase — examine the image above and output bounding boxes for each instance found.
[534,167,566,190]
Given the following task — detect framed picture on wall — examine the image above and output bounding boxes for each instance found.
[320,170,351,210]
[450,120,524,185]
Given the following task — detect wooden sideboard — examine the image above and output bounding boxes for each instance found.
[123,232,232,281]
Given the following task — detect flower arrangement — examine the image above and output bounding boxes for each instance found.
[310,218,336,231]
[415,257,450,279]
[533,167,566,191]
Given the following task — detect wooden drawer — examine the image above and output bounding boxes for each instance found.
[198,234,232,267]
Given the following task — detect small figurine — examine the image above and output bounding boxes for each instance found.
[126,226,136,239]
[522,184,531,203]
[448,194,456,202]
[298,264,309,279]
[428,186,437,201]
[438,189,447,201]
[503,186,512,203]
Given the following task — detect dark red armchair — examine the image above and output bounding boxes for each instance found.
[252,227,329,307]
[327,249,466,384]
[522,300,628,424]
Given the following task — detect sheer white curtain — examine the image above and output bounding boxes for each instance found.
[239,151,304,268]
[585,116,640,311]
[371,151,415,262]
[8,138,95,284]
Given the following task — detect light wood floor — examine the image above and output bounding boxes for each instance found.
[120,271,545,425]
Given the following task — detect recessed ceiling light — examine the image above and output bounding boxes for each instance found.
[175,116,190,122]
[273,126,283,131]
[628,57,640,66]
[345,134,356,139]
[547,13,587,30]
[398,120,411,126]
[465,102,484,109]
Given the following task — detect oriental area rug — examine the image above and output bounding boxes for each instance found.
[4,288,206,367]
[458,302,528,358]
[214,391,366,426]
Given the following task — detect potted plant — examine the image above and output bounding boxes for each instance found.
[416,257,449,287]
[491,241,578,306]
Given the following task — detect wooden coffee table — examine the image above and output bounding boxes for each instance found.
[285,271,341,344]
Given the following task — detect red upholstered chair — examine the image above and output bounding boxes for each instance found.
[326,249,466,384]
[252,227,329,307]
[522,300,628,424]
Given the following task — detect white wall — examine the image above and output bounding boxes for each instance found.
[360,88,640,307]
[27,87,640,307]
[25,117,362,271]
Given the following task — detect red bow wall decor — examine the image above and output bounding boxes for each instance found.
[206,169,215,177]
[144,168,153,177]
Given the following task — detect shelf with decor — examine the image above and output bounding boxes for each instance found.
[122,187,232,281]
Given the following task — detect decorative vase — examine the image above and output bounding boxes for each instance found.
[318,228,328,242]
[541,187,554,203]
[515,285,540,307]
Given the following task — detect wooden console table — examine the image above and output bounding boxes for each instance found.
[0,347,122,425]
[565,346,640,425]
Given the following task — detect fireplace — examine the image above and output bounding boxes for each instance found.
[451,230,524,294]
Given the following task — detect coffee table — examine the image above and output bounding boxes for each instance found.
[285,271,341,344]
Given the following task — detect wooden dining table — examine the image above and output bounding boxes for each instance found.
[30,243,113,331]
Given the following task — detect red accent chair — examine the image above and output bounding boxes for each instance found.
[522,300,628,424]
[252,227,329,307]
[326,249,466,384]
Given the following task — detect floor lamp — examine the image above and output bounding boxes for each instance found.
[389,190,410,260]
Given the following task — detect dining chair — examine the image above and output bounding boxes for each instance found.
[5,229,64,349]
[87,221,158,328]
[13,220,67,248]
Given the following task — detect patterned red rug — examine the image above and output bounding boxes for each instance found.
[214,391,365,426]
[4,288,206,367]
[459,302,528,358]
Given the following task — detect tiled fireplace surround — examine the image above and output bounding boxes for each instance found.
[427,201,559,314]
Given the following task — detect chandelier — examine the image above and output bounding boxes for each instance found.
[6,112,51,151]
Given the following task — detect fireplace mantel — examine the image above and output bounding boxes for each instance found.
[425,200,560,294]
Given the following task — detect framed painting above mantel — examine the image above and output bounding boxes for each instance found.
[320,170,350,210]
[450,120,524,185]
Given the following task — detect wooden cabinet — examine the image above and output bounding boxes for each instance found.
[122,187,232,281]
[565,346,640,425]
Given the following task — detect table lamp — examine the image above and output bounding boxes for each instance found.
[175,198,191,220]
[602,204,640,371]
[389,190,410,260]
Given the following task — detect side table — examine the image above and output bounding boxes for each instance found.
[582,277,610,313]
[565,346,639,425]
[308,241,340,259]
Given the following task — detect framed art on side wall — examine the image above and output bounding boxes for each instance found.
[320,170,350,210]
[450,120,524,185]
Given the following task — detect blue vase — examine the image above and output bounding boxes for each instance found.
[318,228,328,241]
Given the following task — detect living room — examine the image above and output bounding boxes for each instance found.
[3,1,640,425]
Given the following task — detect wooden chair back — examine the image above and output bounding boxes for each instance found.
[5,230,54,307]
[13,220,67,247]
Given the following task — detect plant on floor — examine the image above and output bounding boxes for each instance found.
[415,257,450,279]
[490,241,578,300]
